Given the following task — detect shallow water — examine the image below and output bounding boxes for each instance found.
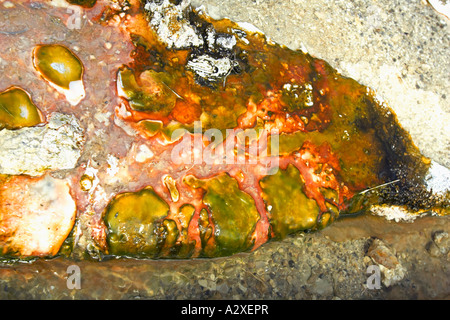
[0,0,448,300]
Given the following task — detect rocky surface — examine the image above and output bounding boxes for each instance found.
[0,0,448,300]
[0,113,84,176]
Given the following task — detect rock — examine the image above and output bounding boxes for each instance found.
[370,205,427,223]
[432,231,449,250]
[298,262,312,285]
[426,241,442,258]
[238,282,247,294]
[0,113,84,176]
[144,0,203,49]
[0,174,77,257]
[186,54,238,84]
[366,238,407,287]
[216,282,229,295]
[198,279,208,288]
[428,0,450,19]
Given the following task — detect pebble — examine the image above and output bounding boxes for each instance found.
[3,1,14,8]
[433,231,449,249]
[255,260,266,269]
[217,283,229,294]
[366,239,399,270]
[298,262,312,284]
[366,238,406,287]
[238,283,247,293]
[426,241,442,258]
[312,278,333,296]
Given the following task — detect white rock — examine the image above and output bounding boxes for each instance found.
[135,144,154,163]
[236,22,264,35]
[370,205,427,223]
[0,174,77,257]
[366,239,407,288]
[428,0,450,19]
[144,0,203,49]
[424,160,450,196]
[106,154,120,176]
[187,55,237,82]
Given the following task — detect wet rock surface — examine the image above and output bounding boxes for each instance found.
[0,214,448,299]
[0,113,84,176]
[192,0,450,169]
[0,0,448,300]
[365,238,407,288]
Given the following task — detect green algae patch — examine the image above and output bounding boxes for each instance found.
[0,87,43,130]
[184,173,260,257]
[260,164,320,239]
[33,44,83,90]
[117,66,177,114]
[104,187,170,258]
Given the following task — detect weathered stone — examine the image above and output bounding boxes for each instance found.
[366,239,407,287]
[0,113,84,176]
[312,277,333,297]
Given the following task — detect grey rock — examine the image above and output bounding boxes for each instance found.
[366,239,407,287]
[144,0,203,49]
[186,54,237,84]
[0,113,84,176]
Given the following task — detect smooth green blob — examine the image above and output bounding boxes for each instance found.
[260,164,320,239]
[184,173,260,257]
[0,87,43,130]
[33,44,83,90]
[117,67,176,114]
[320,188,340,229]
[104,187,170,258]
[66,0,97,8]
[139,120,163,137]
[321,188,339,204]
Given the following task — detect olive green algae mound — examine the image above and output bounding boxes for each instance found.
[260,164,320,239]
[33,44,83,90]
[104,187,170,258]
[185,173,260,257]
